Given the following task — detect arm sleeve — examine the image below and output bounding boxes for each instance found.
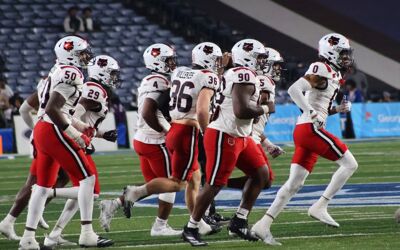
[72,103,86,120]
[287,77,314,112]
[19,100,35,129]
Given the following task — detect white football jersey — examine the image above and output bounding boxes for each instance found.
[297,62,342,125]
[169,67,219,120]
[37,64,84,124]
[208,66,260,137]
[80,81,109,128]
[252,75,275,144]
[135,73,170,144]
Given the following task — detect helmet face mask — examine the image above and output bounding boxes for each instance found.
[337,48,353,69]
[77,47,94,67]
[164,56,177,72]
[262,47,284,81]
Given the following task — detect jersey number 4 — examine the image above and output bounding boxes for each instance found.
[169,80,194,113]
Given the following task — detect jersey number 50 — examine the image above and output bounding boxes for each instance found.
[169,80,194,113]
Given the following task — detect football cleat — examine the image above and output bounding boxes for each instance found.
[308,203,340,227]
[182,226,207,247]
[227,215,258,242]
[198,219,222,235]
[211,213,231,225]
[18,237,40,250]
[79,232,113,248]
[99,200,120,231]
[150,223,182,237]
[122,187,135,218]
[0,220,21,241]
[38,216,49,230]
[251,218,282,246]
[44,234,77,247]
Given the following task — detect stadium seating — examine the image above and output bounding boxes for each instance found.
[0,0,196,108]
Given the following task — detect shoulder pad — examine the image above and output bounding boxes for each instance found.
[227,66,258,85]
[305,62,334,79]
[59,65,84,86]
[257,75,275,93]
[140,74,170,93]
[83,82,108,102]
[198,70,219,91]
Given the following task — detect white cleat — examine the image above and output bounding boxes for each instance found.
[44,234,77,247]
[308,204,340,227]
[123,185,142,203]
[38,216,49,230]
[251,218,282,246]
[150,223,182,237]
[79,231,114,248]
[99,200,119,232]
[0,220,21,241]
[18,237,40,250]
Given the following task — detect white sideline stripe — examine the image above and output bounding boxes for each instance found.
[1,228,397,243]
[106,232,400,249]
[9,215,394,226]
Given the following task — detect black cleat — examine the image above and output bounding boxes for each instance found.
[182,226,208,247]
[212,212,231,225]
[122,187,134,218]
[202,215,218,226]
[227,215,259,242]
[79,236,114,248]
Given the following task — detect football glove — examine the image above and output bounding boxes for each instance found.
[103,130,118,142]
[64,124,91,148]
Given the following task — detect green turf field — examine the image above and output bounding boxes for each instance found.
[1,140,400,249]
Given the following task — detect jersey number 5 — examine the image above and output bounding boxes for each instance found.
[169,80,194,113]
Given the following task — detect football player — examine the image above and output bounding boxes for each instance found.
[43,55,119,248]
[99,44,184,236]
[251,33,357,245]
[110,42,223,236]
[0,79,70,241]
[19,35,112,249]
[225,47,285,190]
[182,39,273,246]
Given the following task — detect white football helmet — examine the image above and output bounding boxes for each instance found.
[192,42,222,72]
[54,35,93,67]
[318,33,353,70]
[143,43,177,74]
[88,55,120,88]
[231,39,266,70]
[263,47,284,81]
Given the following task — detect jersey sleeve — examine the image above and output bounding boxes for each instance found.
[82,82,108,103]
[258,75,276,102]
[229,67,258,85]
[139,75,170,94]
[198,70,219,91]
[305,62,334,79]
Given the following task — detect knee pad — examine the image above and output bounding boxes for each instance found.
[159,192,176,204]
[79,175,95,186]
[337,151,358,172]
